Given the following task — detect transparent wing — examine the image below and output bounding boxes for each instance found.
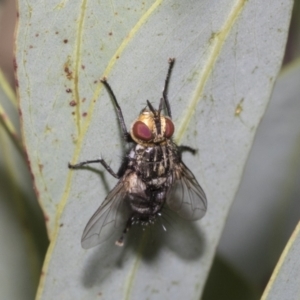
[166,162,207,221]
[81,180,130,249]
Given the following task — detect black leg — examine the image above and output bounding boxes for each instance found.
[100,78,130,142]
[68,158,119,179]
[179,145,197,155]
[162,58,175,118]
[115,215,133,246]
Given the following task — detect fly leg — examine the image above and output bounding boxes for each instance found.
[68,158,119,179]
[100,77,132,143]
[162,58,175,118]
[69,77,132,177]
[179,145,197,155]
[115,215,134,246]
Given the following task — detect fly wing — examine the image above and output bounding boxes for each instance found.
[81,180,130,249]
[166,162,207,221]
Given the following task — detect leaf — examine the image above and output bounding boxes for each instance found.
[260,60,300,299]
[261,221,300,300]
[15,0,293,299]
[219,58,300,288]
[0,68,46,299]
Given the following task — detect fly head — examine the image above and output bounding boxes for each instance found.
[130,100,175,146]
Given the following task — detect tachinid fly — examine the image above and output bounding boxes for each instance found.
[69,58,207,249]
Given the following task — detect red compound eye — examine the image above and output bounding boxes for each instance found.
[132,121,153,141]
[165,118,174,138]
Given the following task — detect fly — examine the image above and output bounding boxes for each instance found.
[68,58,207,249]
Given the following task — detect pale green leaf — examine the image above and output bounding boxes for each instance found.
[0,68,46,299]
[262,221,300,300]
[219,58,300,288]
[15,0,293,299]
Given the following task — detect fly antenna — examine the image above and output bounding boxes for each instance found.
[158,98,163,112]
[146,100,155,114]
[147,100,162,135]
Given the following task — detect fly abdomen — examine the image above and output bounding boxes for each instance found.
[148,177,167,186]
[128,187,166,220]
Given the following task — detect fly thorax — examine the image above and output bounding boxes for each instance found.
[132,144,173,184]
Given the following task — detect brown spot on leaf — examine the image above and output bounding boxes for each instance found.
[64,56,73,80]
[13,58,18,71]
[82,112,87,117]
[69,100,76,106]
[64,67,72,79]
[64,62,73,80]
